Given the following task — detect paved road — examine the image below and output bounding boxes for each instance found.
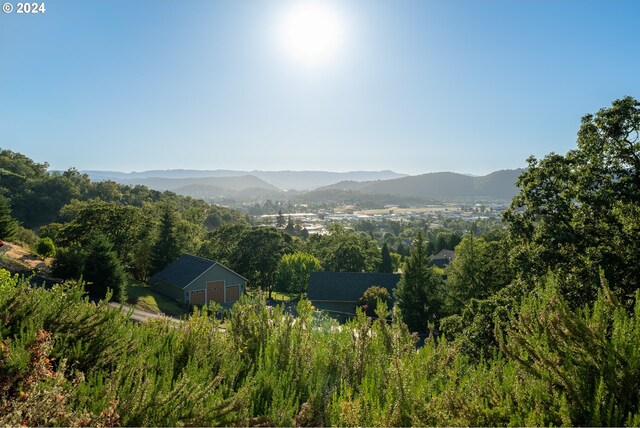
[108,302,182,325]
[107,303,227,333]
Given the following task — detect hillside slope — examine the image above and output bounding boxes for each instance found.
[320,169,525,200]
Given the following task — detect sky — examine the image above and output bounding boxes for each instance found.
[1,0,639,176]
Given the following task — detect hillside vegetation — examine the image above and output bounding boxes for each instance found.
[1,271,639,426]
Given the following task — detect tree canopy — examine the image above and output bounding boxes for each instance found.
[0,195,18,240]
[504,96,640,307]
[395,232,443,333]
[274,252,321,297]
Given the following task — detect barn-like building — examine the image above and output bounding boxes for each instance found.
[149,254,247,306]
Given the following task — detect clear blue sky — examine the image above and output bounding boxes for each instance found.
[1,0,639,175]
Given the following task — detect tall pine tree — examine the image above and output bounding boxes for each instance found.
[0,196,18,240]
[395,231,442,333]
[83,233,127,302]
[378,242,393,273]
[151,205,181,273]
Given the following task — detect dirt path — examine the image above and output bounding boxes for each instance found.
[0,242,50,270]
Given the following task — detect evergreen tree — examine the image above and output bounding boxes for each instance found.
[378,243,393,273]
[83,233,127,302]
[395,231,442,333]
[284,215,296,235]
[151,205,181,273]
[51,244,86,280]
[275,210,286,228]
[0,195,18,240]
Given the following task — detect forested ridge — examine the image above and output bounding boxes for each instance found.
[0,97,638,426]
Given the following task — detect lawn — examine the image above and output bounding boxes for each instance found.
[270,291,294,301]
[245,289,297,302]
[126,282,190,318]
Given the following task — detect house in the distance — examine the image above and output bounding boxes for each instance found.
[428,249,455,268]
[307,272,401,319]
[149,254,247,307]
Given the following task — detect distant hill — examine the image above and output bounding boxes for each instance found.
[170,184,287,200]
[320,169,525,200]
[83,169,408,191]
[250,170,408,190]
[116,175,280,193]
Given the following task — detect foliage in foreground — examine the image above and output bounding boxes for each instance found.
[1,269,639,426]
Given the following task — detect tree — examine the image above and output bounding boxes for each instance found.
[51,244,86,280]
[231,227,294,298]
[308,228,381,273]
[198,223,250,266]
[445,234,513,313]
[434,231,461,253]
[504,96,640,307]
[395,231,442,333]
[150,205,181,273]
[0,195,18,240]
[58,201,145,263]
[378,243,393,273]
[275,210,286,228]
[38,222,63,242]
[274,252,321,297]
[325,240,367,272]
[284,216,296,235]
[203,205,250,231]
[83,234,127,302]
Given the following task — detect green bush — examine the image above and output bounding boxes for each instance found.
[357,285,390,317]
[36,237,56,258]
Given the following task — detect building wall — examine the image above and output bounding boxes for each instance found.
[184,264,245,304]
[153,279,184,302]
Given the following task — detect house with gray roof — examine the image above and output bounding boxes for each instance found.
[428,249,455,268]
[307,271,401,318]
[149,254,247,306]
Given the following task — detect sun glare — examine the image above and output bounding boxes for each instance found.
[275,1,347,70]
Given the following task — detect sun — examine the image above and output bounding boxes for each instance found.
[275,1,347,70]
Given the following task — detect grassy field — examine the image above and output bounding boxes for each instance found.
[126,282,190,318]
[270,291,294,301]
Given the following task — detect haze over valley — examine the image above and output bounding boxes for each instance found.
[83,167,524,202]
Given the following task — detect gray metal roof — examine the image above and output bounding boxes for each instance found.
[149,254,216,289]
[307,272,401,302]
[428,249,455,267]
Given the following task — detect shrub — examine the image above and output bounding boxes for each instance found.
[36,237,56,258]
[357,285,390,317]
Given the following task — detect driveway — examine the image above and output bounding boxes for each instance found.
[108,302,182,325]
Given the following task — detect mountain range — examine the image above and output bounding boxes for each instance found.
[84,169,407,191]
[83,168,525,202]
[318,169,525,200]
